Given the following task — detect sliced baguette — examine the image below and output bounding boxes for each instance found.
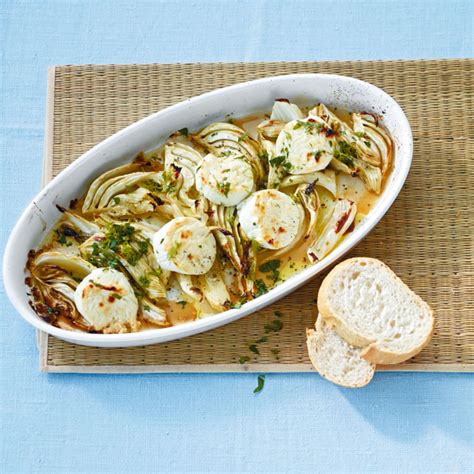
[306,316,375,388]
[318,257,434,365]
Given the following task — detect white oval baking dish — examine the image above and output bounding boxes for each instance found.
[3,74,412,347]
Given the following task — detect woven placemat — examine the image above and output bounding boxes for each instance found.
[38,59,473,373]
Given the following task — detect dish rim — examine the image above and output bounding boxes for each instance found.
[3,73,413,347]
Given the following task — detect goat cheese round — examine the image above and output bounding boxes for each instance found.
[152,217,216,275]
[238,189,303,250]
[275,118,334,174]
[74,267,138,331]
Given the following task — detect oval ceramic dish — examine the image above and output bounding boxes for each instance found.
[3,74,412,347]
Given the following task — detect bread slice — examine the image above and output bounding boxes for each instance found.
[306,316,375,388]
[318,257,434,365]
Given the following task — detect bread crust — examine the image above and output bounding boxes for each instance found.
[317,257,435,365]
[361,315,435,364]
[306,326,374,388]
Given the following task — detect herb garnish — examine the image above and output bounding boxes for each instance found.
[89,279,106,289]
[254,279,268,297]
[238,311,285,366]
[142,169,177,195]
[253,375,265,393]
[259,259,281,283]
[249,344,260,355]
[178,127,189,136]
[54,224,82,247]
[168,242,182,259]
[334,140,358,168]
[296,119,323,134]
[270,155,292,172]
[55,228,72,246]
[217,181,231,197]
[86,223,150,268]
[264,319,283,333]
[177,300,187,308]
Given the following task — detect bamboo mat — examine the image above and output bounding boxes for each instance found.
[38,59,473,373]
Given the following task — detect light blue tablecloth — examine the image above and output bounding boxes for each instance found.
[1,1,473,472]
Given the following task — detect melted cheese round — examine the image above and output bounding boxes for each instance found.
[152,217,216,275]
[238,189,303,249]
[275,118,334,174]
[196,153,255,206]
[74,268,138,331]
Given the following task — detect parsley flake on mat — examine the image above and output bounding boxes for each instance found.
[249,344,260,355]
[264,319,283,333]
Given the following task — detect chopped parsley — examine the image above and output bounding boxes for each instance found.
[89,279,106,289]
[239,356,250,364]
[334,140,358,169]
[54,224,82,247]
[54,228,72,246]
[111,293,122,300]
[86,223,150,268]
[269,155,292,172]
[264,319,283,334]
[253,375,265,393]
[112,196,121,205]
[168,242,181,259]
[139,275,150,287]
[259,259,281,283]
[177,300,187,308]
[254,279,268,297]
[216,181,231,197]
[259,259,280,273]
[142,169,177,195]
[178,127,189,136]
[249,344,260,355]
[295,119,323,134]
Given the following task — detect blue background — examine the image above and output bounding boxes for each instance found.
[1,1,473,472]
